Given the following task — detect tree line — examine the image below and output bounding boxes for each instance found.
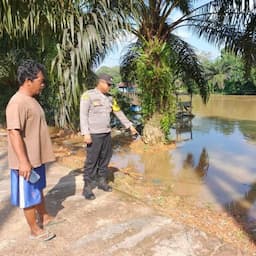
[98,50,256,96]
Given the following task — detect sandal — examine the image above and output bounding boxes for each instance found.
[30,231,56,241]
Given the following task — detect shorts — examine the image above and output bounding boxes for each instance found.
[10,164,46,208]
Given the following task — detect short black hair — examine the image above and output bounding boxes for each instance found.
[17,59,46,86]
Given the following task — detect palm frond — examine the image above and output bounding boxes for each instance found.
[168,34,209,102]
[1,0,134,128]
[187,0,256,70]
[120,40,142,82]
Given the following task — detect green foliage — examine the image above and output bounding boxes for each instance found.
[191,1,256,71]
[120,1,210,114]
[0,36,61,125]
[1,0,254,132]
[0,0,133,129]
[0,84,16,125]
[0,49,29,124]
[251,68,256,85]
[135,38,176,138]
[38,78,59,126]
[203,51,256,95]
[160,110,176,138]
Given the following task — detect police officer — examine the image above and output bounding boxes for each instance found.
[80,73,137,200]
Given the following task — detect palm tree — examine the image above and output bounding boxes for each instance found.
[120,0,255,144]
[0,0,132,128]
[204,51,247,93]
[191,0,256,73]
[204,60,231,91]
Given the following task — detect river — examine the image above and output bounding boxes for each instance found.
[111,95,256,221]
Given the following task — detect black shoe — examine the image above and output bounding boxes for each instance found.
[98,181,112,192]
[84,191,96,200]
[83,184,96,200]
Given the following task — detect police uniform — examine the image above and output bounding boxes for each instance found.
[80,88,132,193]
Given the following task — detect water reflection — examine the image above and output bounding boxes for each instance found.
[226,181,256,222]
[141,150,176,184]
[172,114,256,203]
[239,120,256,144]
[167,149,210,198]
[182,148,209,177]
[112,95,256,219]
[193,117,256,142]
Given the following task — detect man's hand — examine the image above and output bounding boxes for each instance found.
[8,129,32,181]
[84,134,92,144]
[129,125,138,135]
[19,161,33,181]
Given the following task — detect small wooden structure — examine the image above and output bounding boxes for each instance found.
[176,92,193,118]
[175,92,193,142]
[117,82,140,105]
[118,85,194,142]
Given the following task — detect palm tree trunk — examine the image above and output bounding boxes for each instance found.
[142,112,165,145]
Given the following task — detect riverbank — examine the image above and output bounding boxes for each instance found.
[0,127,255,255]
[51,128,256,253]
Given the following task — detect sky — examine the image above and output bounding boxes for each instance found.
[98,32,221,69]
[97,1,222,69]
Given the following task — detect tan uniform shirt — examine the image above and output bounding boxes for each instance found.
[6,92,55,169]
[80,88,132,135]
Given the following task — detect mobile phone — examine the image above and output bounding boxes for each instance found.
[29,169,40,184]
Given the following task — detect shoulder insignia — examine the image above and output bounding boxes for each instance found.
[81,91,89,100]
[112,98,121,112]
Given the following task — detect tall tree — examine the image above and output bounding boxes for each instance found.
[0,0,132,128]
[204,51,256,95]
[120,0,255,144]
[192,0,256,72]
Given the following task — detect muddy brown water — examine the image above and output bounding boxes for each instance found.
[111,95,256,222]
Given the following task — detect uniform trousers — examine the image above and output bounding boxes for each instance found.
[84,132,112,183]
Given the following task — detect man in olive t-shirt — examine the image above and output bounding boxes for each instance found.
[6,60,56,241]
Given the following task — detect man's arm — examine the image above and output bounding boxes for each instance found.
[8,129,32,180]
[80,92,92,144]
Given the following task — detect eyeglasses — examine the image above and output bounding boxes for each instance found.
[105,81,112,86]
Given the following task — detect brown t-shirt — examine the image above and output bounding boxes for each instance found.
[6,92,55,169]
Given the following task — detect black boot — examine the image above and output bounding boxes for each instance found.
[83,182,96,200]
[98,177,112,192]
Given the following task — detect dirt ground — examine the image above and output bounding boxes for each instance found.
[50,128,256,254]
